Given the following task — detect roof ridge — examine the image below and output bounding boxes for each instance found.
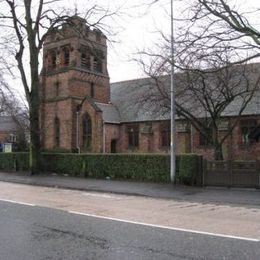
[110,76,151,85]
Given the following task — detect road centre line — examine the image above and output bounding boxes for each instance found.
[0,198,36,207]
[68,210,260,243]
[82,192,117,199]
[0,196,259,243]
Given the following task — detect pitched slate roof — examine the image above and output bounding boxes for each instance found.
[95,102,121,124]
[109,63,260,123]
[0,116,18,132]
[221,92,260,117]
[110,78,170,122]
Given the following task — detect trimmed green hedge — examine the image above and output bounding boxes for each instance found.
[176,154,201,185]
[0,152,29,171]
[41,153,171,182]
[0,152,202,184]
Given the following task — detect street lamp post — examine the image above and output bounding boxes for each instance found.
[170,0,176,183]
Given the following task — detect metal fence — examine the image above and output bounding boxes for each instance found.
[203,160,260,188]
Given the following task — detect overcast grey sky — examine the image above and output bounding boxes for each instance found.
[1,0,259,96]
[65,0,174,82]
[68,0,259,83]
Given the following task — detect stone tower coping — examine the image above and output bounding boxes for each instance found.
[40,66,110,79]
[44,15,106,45]
[43,36,107,48]
[42,96,102,113]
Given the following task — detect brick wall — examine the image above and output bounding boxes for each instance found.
[190,117,260,160]
[230,117,260,160]
[102,118,260,160]
[176,132,190,154]
[105,121,170,153]
[43,70,109,103]
[41,99,73,150]
[104,124,120,153]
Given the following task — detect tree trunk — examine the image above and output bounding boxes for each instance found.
[29,96,41,175]
[29,47,41,175]
[212,125,224,161]
[214,144,223,161]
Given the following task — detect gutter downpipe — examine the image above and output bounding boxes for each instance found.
[76,110,80,154]
[103,121,106,153]
[190,124,194,153]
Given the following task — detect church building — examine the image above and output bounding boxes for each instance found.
[40,16,260,160]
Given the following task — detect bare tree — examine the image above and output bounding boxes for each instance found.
[196,0,260,47]
[137,26,260,160]
[0,75,29,150]
[0,0,118,173]
[134,0,260,160]
[175,0,260,64]
[142,59,260,159]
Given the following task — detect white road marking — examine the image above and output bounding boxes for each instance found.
[0,198,35,207]
[68,210,260,242]
[82,192,117,199]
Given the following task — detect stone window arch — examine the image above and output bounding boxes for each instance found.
[54,116,60,147]
[82,113,92,150]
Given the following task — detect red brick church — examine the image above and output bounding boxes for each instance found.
[40,16,260,160]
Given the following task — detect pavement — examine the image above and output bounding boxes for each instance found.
[0,171,259,207]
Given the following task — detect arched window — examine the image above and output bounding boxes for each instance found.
[54,117,60,147]
[127,124,139,148]
[90,82,94,98]
[81,49,91,69]
[160,121,170,147]
[63,47,70,66]
[50,51,57,69]
[80,45,91,69]
[93,49,103,73]
[55,81,60,97]
[82,113,92,150]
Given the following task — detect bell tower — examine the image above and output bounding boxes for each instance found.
[40,16,110,151]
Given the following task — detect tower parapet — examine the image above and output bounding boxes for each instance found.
[42,15,108,79]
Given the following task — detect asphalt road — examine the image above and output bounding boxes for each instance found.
[0,200,259,260]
